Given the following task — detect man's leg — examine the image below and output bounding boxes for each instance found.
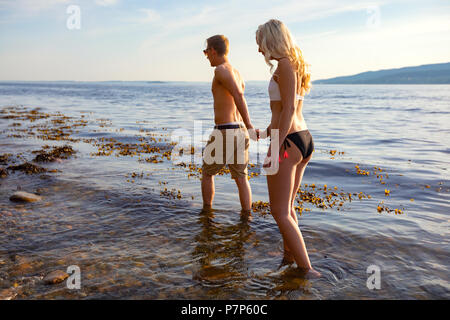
[234,176,252,212]
[201,170,215,208]
[202,129,224,209]
[230,128,251,212]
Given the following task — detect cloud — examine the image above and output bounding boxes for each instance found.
[135,8,160,24]
[95,0,119,6]
[103,7,160,28]
[303,12,450,79]
[0,0,69,13]
[299,30,338,41]
[1,0,448,81]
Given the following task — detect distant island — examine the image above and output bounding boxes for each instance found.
[314,62,450,84]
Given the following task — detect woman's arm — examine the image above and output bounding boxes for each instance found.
[275,58,296,150]
[265,123,271,138]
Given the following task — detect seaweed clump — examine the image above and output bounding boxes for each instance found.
[0,153,12,165]
[32,145,76,162]
[0,167,8,178]
[7,162,48,174]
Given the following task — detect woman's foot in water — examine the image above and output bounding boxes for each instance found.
[305,268,321,278]
[284,249,321,278]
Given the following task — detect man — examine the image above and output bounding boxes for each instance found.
[201,34,257,214]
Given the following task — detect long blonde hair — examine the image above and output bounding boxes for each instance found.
[256,19,311,96]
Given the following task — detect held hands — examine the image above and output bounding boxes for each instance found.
[255,129,261,141]
[247,127,269,141]
[246,124,260,141]
[245,125,275,170]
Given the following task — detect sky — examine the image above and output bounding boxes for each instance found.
[0,0,449,81]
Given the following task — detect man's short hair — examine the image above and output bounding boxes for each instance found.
[206,35,229,56]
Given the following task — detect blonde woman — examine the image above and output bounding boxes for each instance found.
[256,19,320,277]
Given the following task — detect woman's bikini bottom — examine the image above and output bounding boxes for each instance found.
[282,130,314,159]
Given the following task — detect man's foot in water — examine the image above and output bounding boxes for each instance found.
[240,209,252,222]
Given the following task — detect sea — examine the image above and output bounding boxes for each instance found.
[0,81,449,299]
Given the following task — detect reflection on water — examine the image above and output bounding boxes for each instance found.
[192,209,252,297]
[192,208,252,296]
[190,208,328,299]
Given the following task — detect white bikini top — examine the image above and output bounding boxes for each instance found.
[268,76,304,101]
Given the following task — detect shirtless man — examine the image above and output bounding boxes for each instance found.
[201,35,257,214]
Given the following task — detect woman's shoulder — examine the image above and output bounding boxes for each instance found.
[277,57,293,70]
[276,58,295,78]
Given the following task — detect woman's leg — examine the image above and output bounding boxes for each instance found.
[267,146,313,270]
[283,155,312,260]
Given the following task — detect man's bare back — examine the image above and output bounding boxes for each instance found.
[212,63,245,125]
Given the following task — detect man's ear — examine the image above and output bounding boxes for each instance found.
[210,47,218,57]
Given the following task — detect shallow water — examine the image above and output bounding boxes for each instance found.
[0,82,449,299]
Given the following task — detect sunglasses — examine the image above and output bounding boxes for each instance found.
[203,47,211,55]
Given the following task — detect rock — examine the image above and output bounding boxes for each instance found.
[43,270,69,285]
[9,191,42,202]
[0,288,17,300]
[0,167,7,178]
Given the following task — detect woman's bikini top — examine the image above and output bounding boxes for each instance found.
[268,76,304,101]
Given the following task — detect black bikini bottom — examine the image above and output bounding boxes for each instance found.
[282,130,314,159]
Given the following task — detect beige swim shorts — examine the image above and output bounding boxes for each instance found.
[202,126,249,179]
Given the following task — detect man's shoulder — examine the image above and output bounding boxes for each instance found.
[214,63,232,75]
[214,65,232,85]
[216,63,243,80]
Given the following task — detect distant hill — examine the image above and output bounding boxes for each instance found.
[314,62,450,84]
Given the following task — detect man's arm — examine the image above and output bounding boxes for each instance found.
[214,66,253,130]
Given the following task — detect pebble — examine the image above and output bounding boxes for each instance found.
[267,251,281,257]
[12,262,33,276]
[0,288,17,300]
[9,191,42,203]
[11,256,34,276]
[43,270,69,285]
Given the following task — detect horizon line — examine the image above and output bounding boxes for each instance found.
[2,61,449,84]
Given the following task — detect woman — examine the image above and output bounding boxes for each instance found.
[256,19,320,277]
